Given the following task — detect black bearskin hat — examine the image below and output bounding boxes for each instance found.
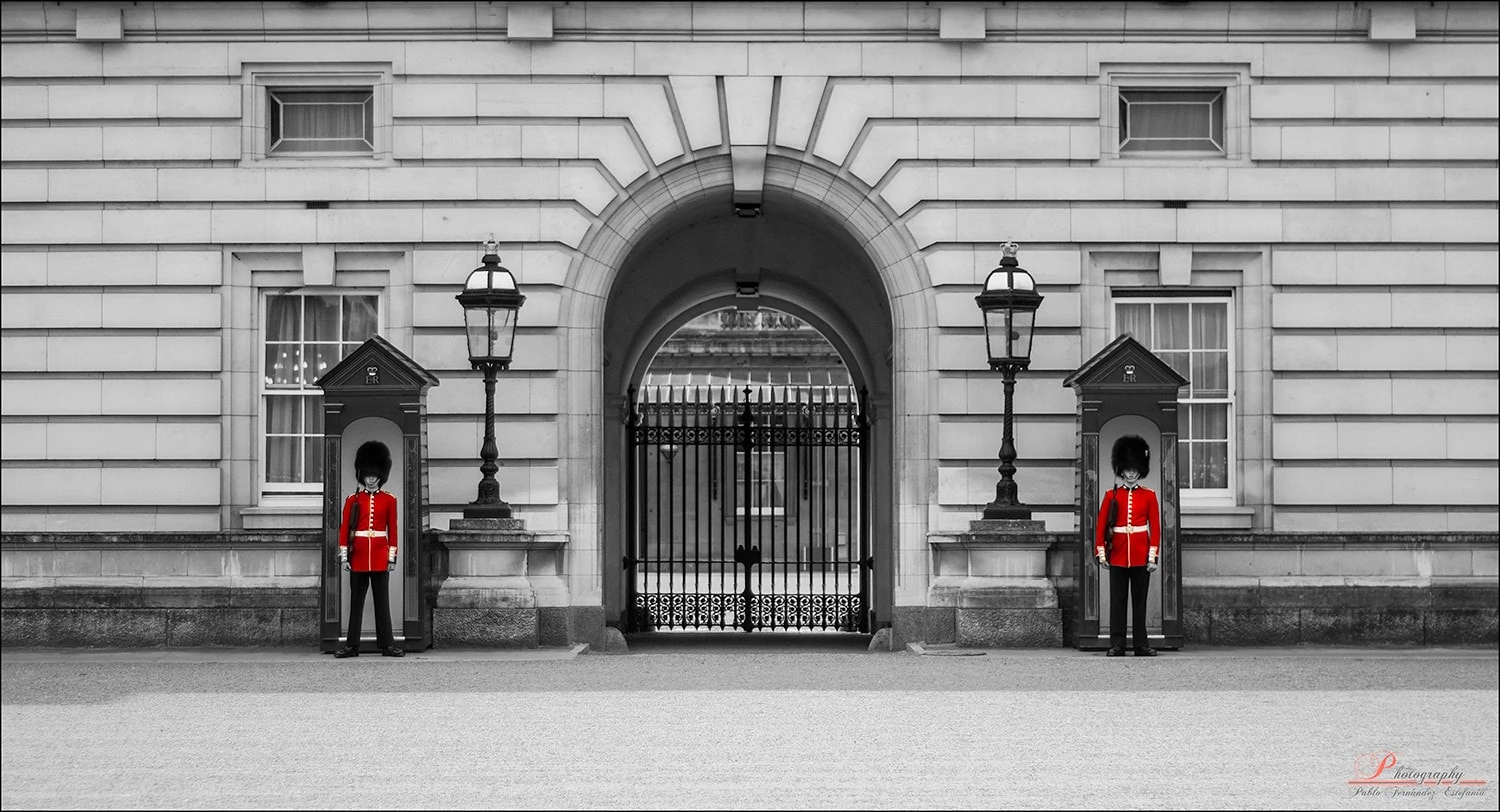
[1111,435,1150,478]
[354,441,392,486]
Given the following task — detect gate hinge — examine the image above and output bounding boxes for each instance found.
[623,555,637,570]
[861,556,875,570]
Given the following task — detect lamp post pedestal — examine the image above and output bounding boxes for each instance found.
[430,519,572,648]
[926,518,1062,648]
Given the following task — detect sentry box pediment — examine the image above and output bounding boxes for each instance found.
[315,334,439,395]
[1062,333,1188,394]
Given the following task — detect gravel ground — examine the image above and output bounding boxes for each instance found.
[3,639,1496,810]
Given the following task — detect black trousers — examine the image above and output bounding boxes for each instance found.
[1108,565,1152,650]
[346,569,395,649]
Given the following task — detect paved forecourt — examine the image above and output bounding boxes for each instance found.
[3,641,1496,810]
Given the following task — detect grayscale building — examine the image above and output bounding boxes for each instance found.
[1,1,1495,650]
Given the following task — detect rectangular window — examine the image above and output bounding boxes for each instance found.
[1114,297,1233,497]
[735,451,787,517]
[1119,88,1225,154]
[268,88,374,155]
[263,292,379,493]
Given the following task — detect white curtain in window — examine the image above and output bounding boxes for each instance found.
[264,298,302,483]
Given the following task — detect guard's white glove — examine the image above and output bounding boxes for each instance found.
[388,548,398,572]
[1096,550,1108,568]
[1147,553,1159,573]
[338,548,351,572]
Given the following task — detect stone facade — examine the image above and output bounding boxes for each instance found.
[1,2,1495,647]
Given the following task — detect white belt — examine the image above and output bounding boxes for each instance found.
[1112,525,1148,534]
[354,530,388,537]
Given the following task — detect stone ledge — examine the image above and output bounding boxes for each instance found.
[1180,532,1499,548]
[1184,575,1497,589]
[1,532,319,547]
[2,576,319,591]
[430,531,569,547]
[2,584,317,609]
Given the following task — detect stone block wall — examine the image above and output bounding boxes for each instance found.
[902,530,1498,648]
[1,532,319,647]
[2,530,1496,648]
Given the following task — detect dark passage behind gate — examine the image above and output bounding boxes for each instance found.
[626,385,869,632]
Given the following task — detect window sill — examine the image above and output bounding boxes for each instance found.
[1181,505,1254,530]
[242,503,322,531]
[241,155,397,169]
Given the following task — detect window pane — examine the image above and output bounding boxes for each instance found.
[1191,442,1229,489]
[281,93,364,131]
[344,296,379,341]
[268,89,373,154]
[265,345,302,388]
[1193,302,1228,349]
[304,397,323,437]
[1158,351,1190,383]
[266,297,301,342]
[1191,352,1229,398]
[1153,304,1190,349]
[303,296,339,341]
[303,437,323,484]
[266,438,300,484]
[307,343,341,385]
[1120,89,1225,153]
[266,396,300,434]
[1118,302,1151,343]
[1132,101,1212,139]
[1189,404,1229,441]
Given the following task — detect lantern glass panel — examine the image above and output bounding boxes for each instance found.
[1011,307,1036,360]
[465,305,518,363]
[984,306,1036,364]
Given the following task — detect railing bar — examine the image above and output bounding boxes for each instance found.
[654,387,663,613]
[818,387,827,607]
[694,385,702,617]
[837,390,844,628]
[859,385,871,633]
[625,386,638,632]
[721,385,730,629]
[795,388,804,622]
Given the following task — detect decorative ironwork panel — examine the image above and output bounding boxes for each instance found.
[633,592,864,631]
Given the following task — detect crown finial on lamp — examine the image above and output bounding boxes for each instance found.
[1001,241,1020,259]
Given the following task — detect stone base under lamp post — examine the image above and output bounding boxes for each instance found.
[925,518,1063,648]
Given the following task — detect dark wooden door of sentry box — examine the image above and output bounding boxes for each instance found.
[625,385,870,633]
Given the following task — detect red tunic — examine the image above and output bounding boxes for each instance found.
[338,489,398,572]
[1095,485,1160,568]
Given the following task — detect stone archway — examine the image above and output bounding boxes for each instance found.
[559,156,935,642]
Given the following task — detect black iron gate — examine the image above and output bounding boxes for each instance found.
[625,385,870,632]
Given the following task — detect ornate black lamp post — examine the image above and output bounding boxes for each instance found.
[456,239,526,519]
[975,241,1045,520]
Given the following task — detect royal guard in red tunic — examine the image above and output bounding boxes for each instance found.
[336,440,403,658]
[1095,434,1161,657]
